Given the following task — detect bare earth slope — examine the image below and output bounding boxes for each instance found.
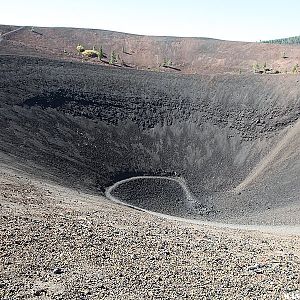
[1,24,300,74]
[1,154,300,300]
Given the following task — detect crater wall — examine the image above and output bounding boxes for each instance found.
[0,56,299,224]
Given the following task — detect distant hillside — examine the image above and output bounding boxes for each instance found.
[262,35,300,45]
[1,25,300,74]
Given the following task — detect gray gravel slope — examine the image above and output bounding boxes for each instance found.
[1,158,300,299]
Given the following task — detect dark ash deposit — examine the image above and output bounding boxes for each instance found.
[1,55,299,225]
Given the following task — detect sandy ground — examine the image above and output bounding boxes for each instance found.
[1,158,300,299]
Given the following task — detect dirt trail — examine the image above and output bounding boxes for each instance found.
[235,118,300,192]
[106,176,300,236]
[105,175,197,208]
[0,26,24,42]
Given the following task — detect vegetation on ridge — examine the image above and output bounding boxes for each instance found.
[262,35,300,45]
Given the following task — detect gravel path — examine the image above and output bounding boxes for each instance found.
[105,175,197,213]
[1,163,300,299]
[106,176,300,236]
[0,26,24,42]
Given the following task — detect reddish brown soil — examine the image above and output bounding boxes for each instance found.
[1,24,300,74]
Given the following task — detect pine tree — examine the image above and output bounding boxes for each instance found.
[262,35,300,45]
[109,51,117,65]
[98,46,104,61]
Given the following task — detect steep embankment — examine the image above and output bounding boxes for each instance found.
[0,55,299,224]
[1,24,300,74]
[235,118,300,192]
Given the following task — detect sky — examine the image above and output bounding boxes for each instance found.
[0,0,300,42]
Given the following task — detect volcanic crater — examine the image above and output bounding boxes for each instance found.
[2,25,300,300]
[1,53,299,225]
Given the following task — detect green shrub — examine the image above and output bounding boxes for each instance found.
[252,63,260,73]
[163,58,172,67]
[263,62,267,69]
[76,44,85,53]
[82,49,98,58]
[281,51,288,59]
[292,64,299,74]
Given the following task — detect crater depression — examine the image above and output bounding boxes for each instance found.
[0,55,299,225]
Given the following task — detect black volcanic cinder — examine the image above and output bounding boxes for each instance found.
[0,55,299,225]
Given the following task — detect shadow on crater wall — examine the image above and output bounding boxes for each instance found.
[0,56,299,224]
